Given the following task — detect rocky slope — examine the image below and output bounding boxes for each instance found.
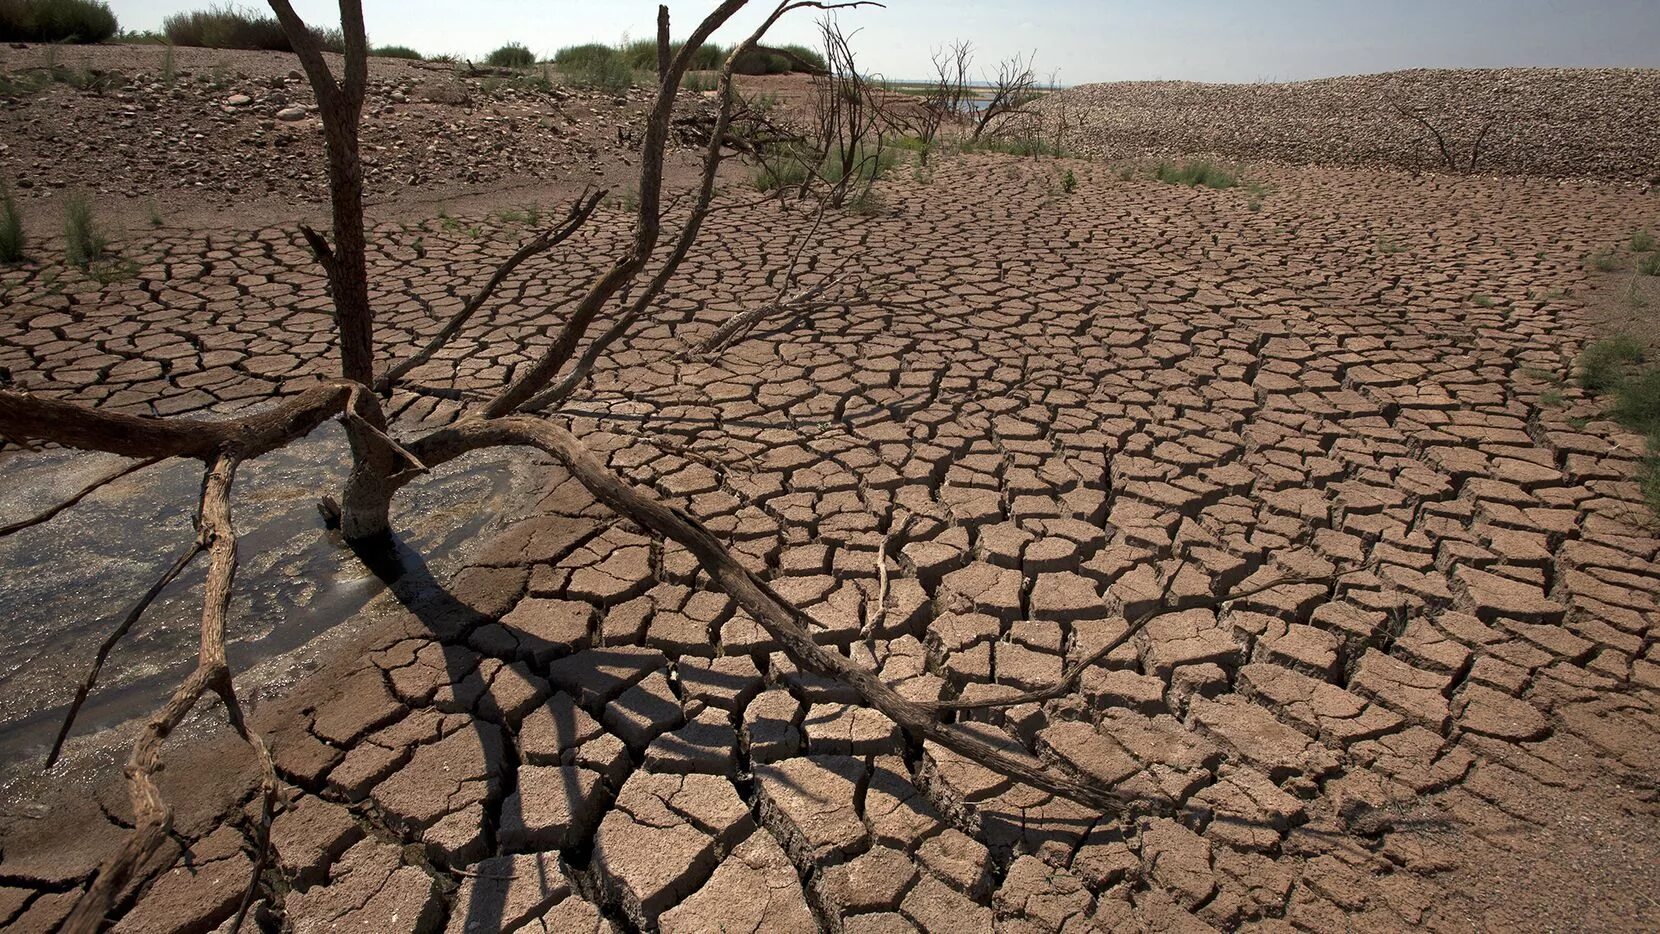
[1032,68,1660,181]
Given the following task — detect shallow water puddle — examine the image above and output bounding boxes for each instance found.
[0,420,538,785]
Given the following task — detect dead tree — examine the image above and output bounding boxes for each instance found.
[757,15,889,207]
[1392,102,1494,174]
[970,49,1039,142]
[885,39,973,158]
[0,3,1343,930]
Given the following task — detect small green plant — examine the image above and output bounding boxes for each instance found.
[1576,337,1644,393]
[847,191,886,217]
[1471,293,1496,308]
[485,43,535,68]
[1631,229,1656,253]
[682,71,717,93]
[1153,160,1237,189]
[436,208,461,232]
[1575,337,1660,515]
[63,193,105,269]
[1640,252,1660,277]
[146,199,164,228]
[160,42,176,84]
[1061,168,1077,193]
[1539,389,1565,407]
[1376,236,1406,255]
[1587,248,1619,272]
[89,256,140,285]
[606,187,641,213]
[498,205,541,225]
[1,188,24,263]
[371,45,423,60]
[1567,415,1590,430]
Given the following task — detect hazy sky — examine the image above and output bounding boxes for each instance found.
[109,0,1660,84]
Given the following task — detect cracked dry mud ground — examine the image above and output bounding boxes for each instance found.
[2,155,1659,933]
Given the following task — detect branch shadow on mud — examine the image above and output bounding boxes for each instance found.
[350,532,625,933]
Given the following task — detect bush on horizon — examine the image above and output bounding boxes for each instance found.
[163,4,344,52]
[485,42,534,68]
[0,0,118,44]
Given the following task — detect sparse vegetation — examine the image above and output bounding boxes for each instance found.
[1,187,24,262]
[1376,236,1407,255]
[1154,160,1238,189]
[484,42,535,68]
[1630,229,1656,253]
[370,44,422,60]
[63,193,104,268]
[1587,248,1619,272]
[965,136,1066,158]
[1577,336,1644,393]
[1641,252,1660,277]
[164,4,343,52]
[1575,337,1660,514]
[1062,168,1077,193]
[553,42,633,93]
[0,0,118,43]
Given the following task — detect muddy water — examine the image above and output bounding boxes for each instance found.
[0,422,540,794]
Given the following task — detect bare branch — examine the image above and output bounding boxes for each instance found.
[63,454,267,933]
[409,416,1136,813]
[45,539,205,769]
[374,190,605,395]
[0,381,354,461]
[0,455,164,539]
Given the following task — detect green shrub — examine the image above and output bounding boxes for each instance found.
[1062,168,1077,193]
[163,4,342,52]
[1631,229,1657,253]
[732,47,791,75]
[682,71,717,92]
[1586,248,1619,272]
[0,188,24,262]
[1576,338,1660,516]
[0,0,118,43]
[752,154,810,192]
[557,44,633,93]
[1576,336,1644,393]
[63,192,104,268]
[1153,160,1237,189]
[371,44,422,60]
[553,43,613,70]
[618,37,726,71]
[774,43,825,71]
[485,42,534,68]
[1640,252,1660,277]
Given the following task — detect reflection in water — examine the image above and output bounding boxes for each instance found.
[0,421,539,791]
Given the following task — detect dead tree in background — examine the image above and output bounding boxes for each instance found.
[1392,102,1494,174]
[0,1,1242,929]
[887,38,973,158]
[970,49,1038,141]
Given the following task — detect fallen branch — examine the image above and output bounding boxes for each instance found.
[374,190,605,395]
[0,455,164,539]
[45,540,206,769]
[412,416,1136,813]
[65,455,279,934]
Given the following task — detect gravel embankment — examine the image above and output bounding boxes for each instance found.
[1031,68,1660,181]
